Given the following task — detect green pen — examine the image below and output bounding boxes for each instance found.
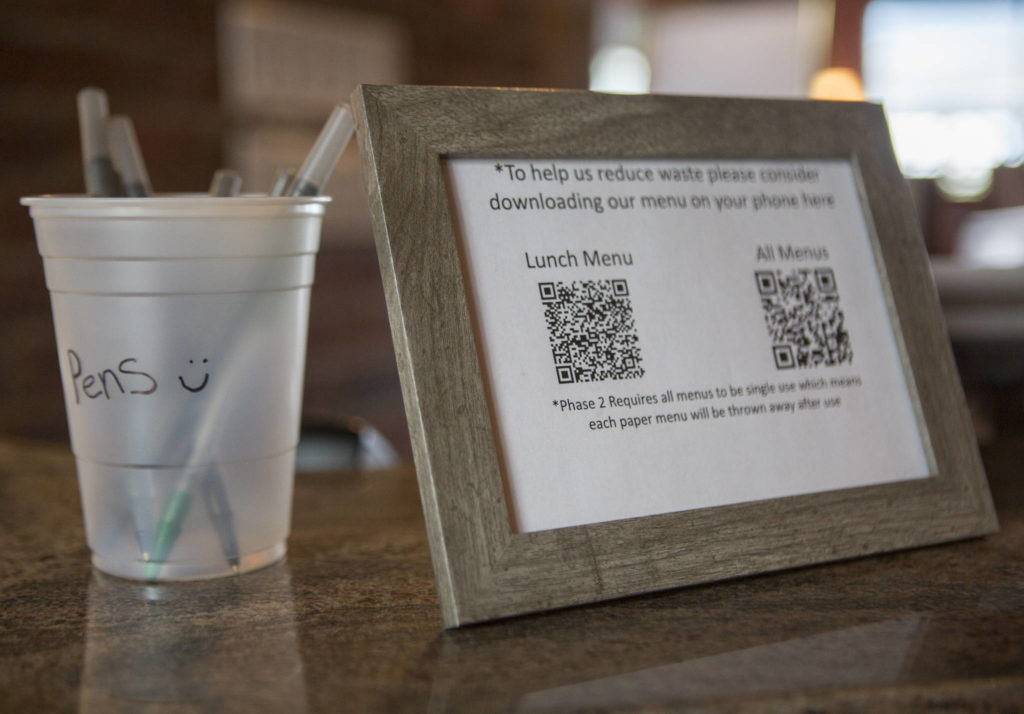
[146,102,353,579]
[145,465,240,579]
[145,477,194,580]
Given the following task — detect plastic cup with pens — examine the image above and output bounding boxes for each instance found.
[22,90,354,579]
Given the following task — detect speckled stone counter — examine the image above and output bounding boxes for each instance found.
[1,437,1023,712]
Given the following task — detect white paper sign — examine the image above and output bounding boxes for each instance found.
[445,158,932,533]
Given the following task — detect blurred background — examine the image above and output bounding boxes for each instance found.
[2,0,1023,458]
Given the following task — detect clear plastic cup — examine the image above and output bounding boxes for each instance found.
[21,195,327,580]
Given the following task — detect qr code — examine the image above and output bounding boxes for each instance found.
[755,267,852,369]
[539,279,644,384]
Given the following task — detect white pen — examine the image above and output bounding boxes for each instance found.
[108,115,152,197]
[209,169,242,197]
[288,102,355,196]
[77,87,121,196]
[269,167,296,197]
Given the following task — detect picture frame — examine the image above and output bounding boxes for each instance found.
[352,84,997,628]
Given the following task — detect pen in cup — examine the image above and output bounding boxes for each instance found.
[144,100,353,578]
[146,472,194,579]
[200,467,240,572]
[79,92,160,560]
[146,326,260,577]
[108,115,152,197]
[145,465,239,578]
[269,168,296,197]
[209,169,242,197]
[77,87,121,197]
[129,474,157,562]
[287,102,354,197]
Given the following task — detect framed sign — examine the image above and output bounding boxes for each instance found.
[352,85,997,628]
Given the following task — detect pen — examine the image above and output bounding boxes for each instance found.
[287,102,355,196]
[146,101,352,576]
[77,87,121,197]
[145,465,240,578]
[108,114,152,197]
[70,88,246,577]
[146,473,194,579]
[129,473,157,562]
[269,167,296,197]
[146,335,254,577]
[199,466,240,572]
[209,169,242,197]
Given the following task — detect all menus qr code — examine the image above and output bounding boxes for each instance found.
[756,267,853,369]
[539,279,644,384]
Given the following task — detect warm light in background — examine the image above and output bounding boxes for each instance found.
[808,67,864,101]
[589,44,652,94]
[589,0,651,94]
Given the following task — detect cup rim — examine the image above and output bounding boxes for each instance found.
[20,193,332,207]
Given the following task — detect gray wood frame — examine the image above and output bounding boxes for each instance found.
[352,84,998,628]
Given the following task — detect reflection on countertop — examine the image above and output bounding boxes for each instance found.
[79,567,306,713]
[1,437,1023,712]
[515,615,925,711]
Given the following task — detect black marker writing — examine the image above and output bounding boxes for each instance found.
[119,358,157,394]
[67,349,158,403]
[178,358,210,393]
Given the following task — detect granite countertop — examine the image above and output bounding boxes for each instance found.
[1,437,1023,712]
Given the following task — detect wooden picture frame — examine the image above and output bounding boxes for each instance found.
[352,84,997,628]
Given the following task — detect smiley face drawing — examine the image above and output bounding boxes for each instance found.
[178,358,210,393]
